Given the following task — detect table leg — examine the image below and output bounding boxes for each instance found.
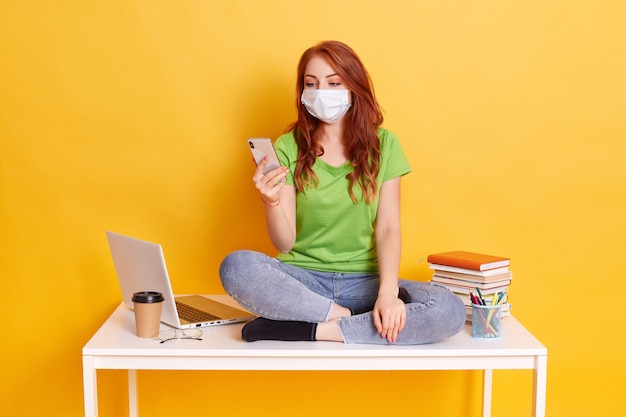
[82,355,98,417]
[128,370,138,417]
[533,356,548,417]
[482,369,493,417]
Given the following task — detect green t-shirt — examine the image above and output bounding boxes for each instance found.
[274,128,411,273]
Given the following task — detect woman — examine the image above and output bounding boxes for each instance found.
[220,40,465,344]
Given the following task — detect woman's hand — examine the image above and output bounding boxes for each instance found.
[252,156,289,205]
[372,290,406,343]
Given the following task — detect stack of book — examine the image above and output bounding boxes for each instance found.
[426,250,513,321]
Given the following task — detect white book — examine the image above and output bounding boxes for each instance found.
[429,263,509,277]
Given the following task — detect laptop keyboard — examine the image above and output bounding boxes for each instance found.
[175,301,219,323]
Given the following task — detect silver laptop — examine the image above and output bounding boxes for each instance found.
[106,231,255,329]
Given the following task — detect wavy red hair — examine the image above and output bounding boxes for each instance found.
[286,41,383,204]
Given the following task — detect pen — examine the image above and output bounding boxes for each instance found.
[469,292,480,306]
[496,292,505,305]
[475,288,486,305]
[486,292,499,325]
[491,292,499,306]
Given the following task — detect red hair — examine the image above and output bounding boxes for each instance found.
[287,41,383,204]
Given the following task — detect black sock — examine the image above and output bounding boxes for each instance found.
[242,318,317,342]
[398,287,411,304]
[349,306,372,316]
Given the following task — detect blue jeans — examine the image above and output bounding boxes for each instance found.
[219,250,466,345]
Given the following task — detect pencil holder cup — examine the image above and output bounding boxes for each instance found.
[471,304,502,339]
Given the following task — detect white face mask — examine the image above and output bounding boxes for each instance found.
[301,89,351,124]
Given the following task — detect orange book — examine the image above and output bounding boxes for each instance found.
[427,250,510,271]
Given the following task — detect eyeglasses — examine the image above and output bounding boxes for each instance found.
[155,328,203,343]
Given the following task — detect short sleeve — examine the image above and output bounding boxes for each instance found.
[273,133,298,186]
[379,129,411,182]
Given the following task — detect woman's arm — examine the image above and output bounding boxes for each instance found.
[264,184,296,253]
[253,157,296,253]
[372,176,406,343]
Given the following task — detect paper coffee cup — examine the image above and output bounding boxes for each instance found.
[132,291,164,338]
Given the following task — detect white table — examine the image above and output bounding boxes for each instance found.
[82,295,547,417]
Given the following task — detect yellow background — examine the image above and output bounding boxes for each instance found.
[2,1,625,416]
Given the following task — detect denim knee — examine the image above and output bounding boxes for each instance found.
[434,285,466,338]
[219,250,253,294]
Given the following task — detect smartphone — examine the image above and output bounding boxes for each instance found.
[247,138,283,176]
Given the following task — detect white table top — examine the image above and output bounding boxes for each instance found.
[84,295,546,361]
